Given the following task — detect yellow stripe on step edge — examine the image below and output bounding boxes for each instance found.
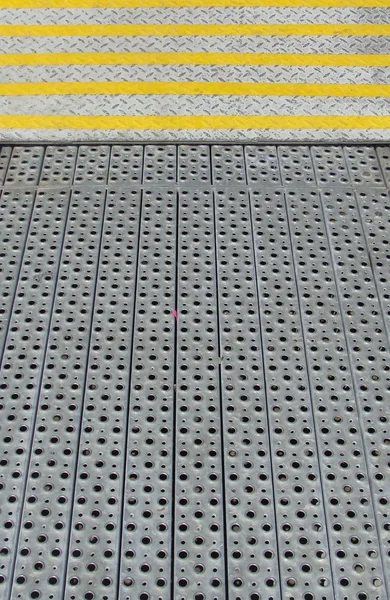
[1,81,390,97]
[0,24,390,36]
[0,115,390,129]
[1,0,389,7]
[2,52,390,67]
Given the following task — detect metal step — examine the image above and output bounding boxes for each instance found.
[0,143,389,600]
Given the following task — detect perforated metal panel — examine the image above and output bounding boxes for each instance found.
[0,187,71,596]
[215,188,280,599]
[143,145,177,185]
[108,145,143,186]
[212,146,246,186]
[66,187,141,600]
[0,143,390,600]
[39,146,78,188]
[174,187,226,600]
[244,146,281,186]
[73,146,110,186]
[4,146,45,187]
[278,145,317,187]
[178,146,211,185]
[250,187,334,599]
[119,187,176,600]
[0,147,12,186]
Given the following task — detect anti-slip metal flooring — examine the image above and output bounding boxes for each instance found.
[1,1,390,142]
[0,143,390,600]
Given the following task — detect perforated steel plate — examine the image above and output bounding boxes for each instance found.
[0,143,390,600]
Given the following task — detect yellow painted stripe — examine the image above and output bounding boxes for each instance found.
[2,52,390,67]
[1,0,389,6]
[1,81,390,96]
[0,24,390,36]
[0,115,390,129]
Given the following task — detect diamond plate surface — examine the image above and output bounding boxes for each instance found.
[3,65,390,86]
[0,7,389,25]
[4,96,390,119]
[4,129,390,144]
[0,3,389,142]
[2,35,390,56]
[0,144,390,600]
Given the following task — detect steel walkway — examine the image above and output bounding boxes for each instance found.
[0,143,390,600]
[0,0,390,141]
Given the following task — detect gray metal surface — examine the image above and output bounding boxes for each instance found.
[1,4,390,142]
[0,143,390,600]
[1,7,389,25]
